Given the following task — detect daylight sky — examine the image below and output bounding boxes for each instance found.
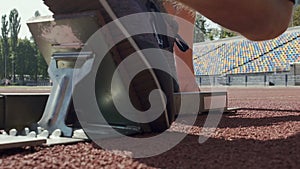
[0,0,53,38]
[0,1,219,39]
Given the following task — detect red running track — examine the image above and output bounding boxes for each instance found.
[0,87,299,169]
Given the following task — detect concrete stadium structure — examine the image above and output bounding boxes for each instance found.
[193,26,300,86]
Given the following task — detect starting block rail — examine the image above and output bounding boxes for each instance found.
[0,135,46,150]
[0,129,87,150]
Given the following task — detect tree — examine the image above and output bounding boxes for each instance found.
[194,13,207,42]
[207,28,220,41]
[36,48,48,80]
[219,27,237,39]
[9,9,21,82]
[292,6,300,26]
[194,13,235,42]
[15,39,26,83]
[1,15,10,79]
[16,39,36,84]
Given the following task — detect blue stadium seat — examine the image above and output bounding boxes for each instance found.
[193,30,300,75]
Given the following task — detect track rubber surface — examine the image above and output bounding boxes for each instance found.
[0,87,299,169]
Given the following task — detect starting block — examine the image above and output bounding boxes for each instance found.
[174,91,237,115]
[0,135,46,150]
[0,93,49,131]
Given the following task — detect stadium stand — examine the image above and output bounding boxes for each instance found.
[193,26,300,76]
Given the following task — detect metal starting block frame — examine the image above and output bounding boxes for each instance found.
[37,52,93,137]
[21,10,239,142]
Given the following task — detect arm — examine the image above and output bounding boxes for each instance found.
[177,0,294,41]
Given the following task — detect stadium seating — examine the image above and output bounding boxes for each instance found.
[193,30,300,75]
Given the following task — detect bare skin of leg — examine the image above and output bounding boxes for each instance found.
[176,0,294,41]
[164,2,199,92]
[163,0,294,92]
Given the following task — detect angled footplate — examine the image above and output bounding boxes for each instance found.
[28,8,176,139]
[27,11,107,137]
